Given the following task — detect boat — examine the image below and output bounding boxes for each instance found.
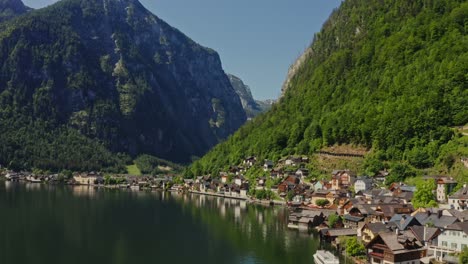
[313,250,339,264]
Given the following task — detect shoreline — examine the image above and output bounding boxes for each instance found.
[0,178,287,206]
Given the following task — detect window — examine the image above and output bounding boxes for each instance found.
[462,244,467,250]
[451,243,457,249]
[442,241,448,247]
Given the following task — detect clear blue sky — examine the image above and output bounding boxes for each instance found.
[23,0,342,100]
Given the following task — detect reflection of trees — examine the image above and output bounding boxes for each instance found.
[0,185,350,264]
[173,193,321,264]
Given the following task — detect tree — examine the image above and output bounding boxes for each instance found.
[346,237,366,256]
[460,247,468,264]
[286,190,295,201]
[328,214,341,228]
[316,199,330,207]
[413,179,438,209]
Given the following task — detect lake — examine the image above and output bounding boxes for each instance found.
[0,181,346,264]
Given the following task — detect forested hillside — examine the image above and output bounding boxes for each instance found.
[0,0,247,172]
[189,0,468,179]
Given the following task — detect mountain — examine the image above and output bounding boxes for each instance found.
[0,0,246,171]
[228,74,273,119]
[0,0,31,22]
[189,0,468,177]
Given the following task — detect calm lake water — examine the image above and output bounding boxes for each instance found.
[0,181,346,264]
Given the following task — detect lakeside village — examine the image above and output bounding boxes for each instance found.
[2,156,468,264]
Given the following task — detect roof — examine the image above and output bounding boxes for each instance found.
[445,221,468,235]
[400,186,416,192]
[413,212,459,228]
[365,222,390,234]
[409,226,440,242]
[449,186,468,199]
[375,231,423,252]
[343,214,364,222]
[389,214,421,230]
[326,228,357,237]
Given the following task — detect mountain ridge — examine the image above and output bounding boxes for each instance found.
[0,0,31,22]
[0,0,246,171]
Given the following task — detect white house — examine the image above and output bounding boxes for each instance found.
[448,184,467,211]
[433,222,468,262]
[263,160,274,171]
[436,177,458,203]
[354,177,373,193]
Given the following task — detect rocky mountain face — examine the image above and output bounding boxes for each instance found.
[228,74,273,119]
[0,0,31,22]
[0,0,246,166]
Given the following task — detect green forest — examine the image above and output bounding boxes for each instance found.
[189,0,468,182]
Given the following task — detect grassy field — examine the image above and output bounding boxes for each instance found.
[126,164,142,176]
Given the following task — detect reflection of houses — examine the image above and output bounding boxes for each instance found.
[448,184,467,211]
[366,231,425,264]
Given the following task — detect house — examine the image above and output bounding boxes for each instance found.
[448,184,468,211]
[234,175,245,186]
[263,160,274,171]
[413,209,459,229]
[408,226,441,247]
[375,170,389,183]
[285,156,301,166]
[366,231,425,264]
[354,177,373,193]
[321,228,357,243]
[361,222,391,244]
[461,157,468,168]
[278,175,300,194]
[387,214,421,230]
[435,177,458,203]
[432,221,468,262]
[331,170,355,190]
[74,173,100,185]
[311,190,335,206]
[314,180,325,191]
[269,169,280,179]
[343,214,364,229]
[256,177,267,189]
[295,168,309,180]
[220,172,229,184]
[243,156,256,167]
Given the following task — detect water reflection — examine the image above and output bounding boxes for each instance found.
[0,182,346,264]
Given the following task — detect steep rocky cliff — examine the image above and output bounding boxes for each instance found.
[0,0,246,168]
[0,0,31,22]
[228,74,273,119]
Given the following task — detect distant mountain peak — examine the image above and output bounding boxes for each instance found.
[0,0,31,22]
